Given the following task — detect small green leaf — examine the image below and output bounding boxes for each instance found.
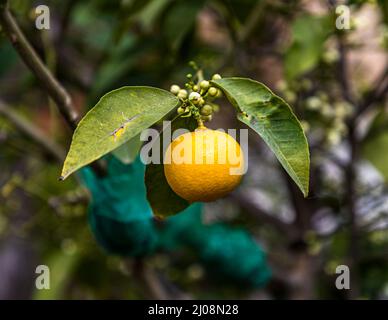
[285,14,333,80]
[363,131,388,181]
[145,116,197,218]
[163,0,204,50]
[212,77,310,197]
[61,86,180,179]
[135,0,172,32]
[362,111,388,181]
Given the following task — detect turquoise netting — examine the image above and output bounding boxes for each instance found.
[80,156,271,288]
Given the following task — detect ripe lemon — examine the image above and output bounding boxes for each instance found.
[164,126,244,202]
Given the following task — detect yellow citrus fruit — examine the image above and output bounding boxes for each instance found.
[164,126,244,202]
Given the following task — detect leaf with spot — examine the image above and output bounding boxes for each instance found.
[61,86,180,179]
[145,116,197,218]
[212,77,310,197]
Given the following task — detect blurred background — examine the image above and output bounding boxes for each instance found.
[0,0,388,299]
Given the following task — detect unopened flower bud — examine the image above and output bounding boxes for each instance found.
[208,87,218,97]
[189,92,201,103]
[200,80,210,90]
[177,106,185,114]
[200,104,213,116]
[170,85,180,95]
[177,89,188,99]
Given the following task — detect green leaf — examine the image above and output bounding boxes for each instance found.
[145,116,197,218]
[163,0,204,50]
[112,133,142,164]
[212,77,310,197]
[285,14,333,80]
[135,0,172,31]
[363,131,388,181]
[61,86,180,179]
[89,35,138,98]
[362,111,388,181]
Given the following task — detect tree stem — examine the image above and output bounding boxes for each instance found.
[0,100,65,161]
[0,1,106,176]
[0,1,78,131]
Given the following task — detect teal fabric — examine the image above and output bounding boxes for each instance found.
[81,156,271,288]
[82,157,158,256]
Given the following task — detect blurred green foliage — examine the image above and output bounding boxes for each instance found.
[1,0,388,300]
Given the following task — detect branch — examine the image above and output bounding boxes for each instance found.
[0,1,106,176]
[237,0,266,43]
[231,191,299,239]
[281,171,311,238]
[343,105,361,296]
[216,0,266,73]
[0,100,65,161]
[356,68,388,119]
[332,23,361,299]
[336,36,356,105]
[131,259,191,300]
[0,1,78,131]
[48,189,89,216]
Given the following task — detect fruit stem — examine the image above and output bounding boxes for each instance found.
[196,118,205,129]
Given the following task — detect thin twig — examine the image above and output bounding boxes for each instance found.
[132,259,171,300]
[282,171,311,237]
[326,0,361,297]
[337,37,356,105]
[331,20,361,300]
[0,100,65,161]
[216,0,266,73]
[238,0,266,43]
[0,1,106,176]
[231,191,299,239]
[356,68,388,120]
[345,123,360,299]
[0,1,78,131]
